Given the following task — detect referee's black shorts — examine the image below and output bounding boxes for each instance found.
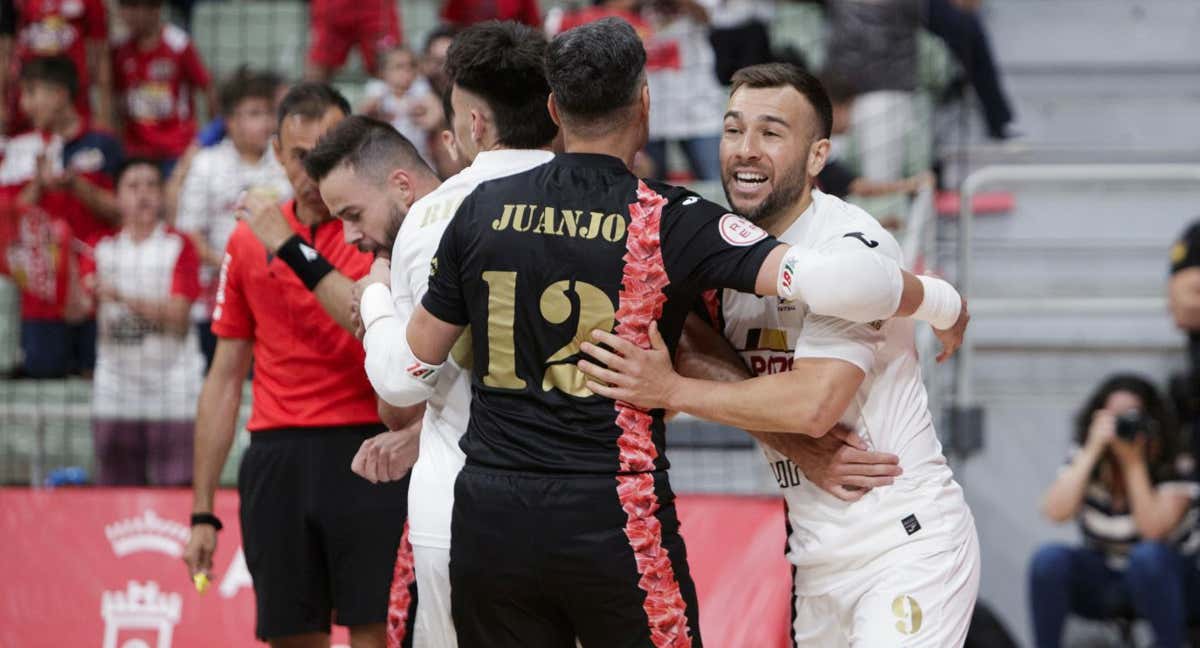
[450,465,703,648]
[238,425,413,642]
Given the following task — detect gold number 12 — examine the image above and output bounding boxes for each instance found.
[480,271,616,397]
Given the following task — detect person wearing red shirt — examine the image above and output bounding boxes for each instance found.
[112,0,213,175]
[305,0,401,82]
[440,0,541,27]
[0,56,122,377]
[181,84,418,648]
[0,0,113,134]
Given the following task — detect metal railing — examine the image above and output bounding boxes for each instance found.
[953,163,1200,408]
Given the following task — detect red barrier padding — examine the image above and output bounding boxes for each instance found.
[935,191,1016,216]
[0,489,791,647]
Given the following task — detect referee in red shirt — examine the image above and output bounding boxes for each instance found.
[182,83,415,648]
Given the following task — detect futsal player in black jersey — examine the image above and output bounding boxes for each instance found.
[378,19,945,648]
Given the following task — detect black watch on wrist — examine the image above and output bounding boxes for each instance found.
[190,512,223,531]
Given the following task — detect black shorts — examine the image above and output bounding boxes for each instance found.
[450,465,703,648]
[238,425,413,641]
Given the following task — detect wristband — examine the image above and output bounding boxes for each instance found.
[190,512,223,531]
[912,275,962,330]
[276,234,334,290]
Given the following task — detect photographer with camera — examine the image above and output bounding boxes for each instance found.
[1029,374,1200,648]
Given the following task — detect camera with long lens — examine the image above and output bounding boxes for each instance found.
[1115,411,1157,441]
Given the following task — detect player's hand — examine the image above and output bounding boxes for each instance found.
[933,297,969,363]
[182,522,218,580]
[235,187,291,253]
[773,425,902,502]
[350,258,390,340]
[578,321,678,409]
[351,424,420,483]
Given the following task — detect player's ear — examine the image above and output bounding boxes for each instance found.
[441,129,461,164]
[469,109,487,148]
[639,82,650,120]
[271,133,281,159]
[807,138,831,177]
[389,168,416,207]
[546,94,563,128]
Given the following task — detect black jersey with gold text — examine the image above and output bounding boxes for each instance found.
[422,152,780,474]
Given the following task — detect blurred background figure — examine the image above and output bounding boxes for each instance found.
[642,0,723,181]
[88,158,202,486]
[1169,218,1200,452]
[359,46,439,167]
[822,0,921,185]
[439,0,540,28]
[111,0,213,176]
[0,0,112,134]
[1030,374,1200,648]
[304,0,401,81]
[700,0,774,86]
[0,56,122,378]
[174,67,290,370]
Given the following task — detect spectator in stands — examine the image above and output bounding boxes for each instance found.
[642,0,725,181]
[89,158,203,485]
[822,0,921,183]
[112,0,213,176]
[359,46,439,166]
[924,0,1015,140]
[175,69,291,370]
[1030,374,1200,648]
[817,73,933,227]
[0,0,113,134]
[700,0,774,86]
[304,0,401,81]
[421,25,456,100]
[420,26,466,179]
[0,56,123,377]
[439,0,539,28]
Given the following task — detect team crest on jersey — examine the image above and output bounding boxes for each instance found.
[718,213,767,246]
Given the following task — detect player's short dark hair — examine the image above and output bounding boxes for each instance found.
[219,67,280,117]
[424,24,459,54]
[731,63,833,140]
[115,157,163,187]
[445,21,556,149]
[441,85,454,126]
[304,115,435,186]
[276,82,351,130]
[19,56,78,100]
[545,17,646,137]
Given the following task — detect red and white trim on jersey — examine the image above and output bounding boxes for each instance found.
[613,180,692,648]
[386,522,415,648]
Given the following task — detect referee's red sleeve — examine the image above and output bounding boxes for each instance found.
[210,226,255,338]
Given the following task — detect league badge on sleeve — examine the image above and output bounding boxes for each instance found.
[718,213,768,246]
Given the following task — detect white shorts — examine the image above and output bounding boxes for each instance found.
[413,544,456,648]
[791,522,980,647]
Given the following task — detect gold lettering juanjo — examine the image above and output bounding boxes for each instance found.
[493,205,626,243]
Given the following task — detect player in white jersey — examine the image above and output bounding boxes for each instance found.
[304,22,560,648]
[579,63,978,647]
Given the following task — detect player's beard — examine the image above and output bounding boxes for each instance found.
[724,158,809,227]
[378,201,405,257]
